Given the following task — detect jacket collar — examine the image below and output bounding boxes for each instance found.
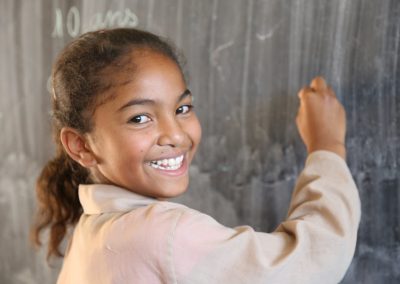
[79,184,158,214]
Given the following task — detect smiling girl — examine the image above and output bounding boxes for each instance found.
[32,28,360,284]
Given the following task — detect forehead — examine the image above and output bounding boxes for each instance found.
[131,50,184,89]
[95,49,185,107]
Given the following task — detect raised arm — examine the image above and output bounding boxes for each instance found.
[169,77,361,283]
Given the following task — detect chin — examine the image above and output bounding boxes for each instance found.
[156,185,188,199]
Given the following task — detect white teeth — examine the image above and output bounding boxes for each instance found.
[149,155,184,170]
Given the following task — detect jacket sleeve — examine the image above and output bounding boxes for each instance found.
[170,151,361,284]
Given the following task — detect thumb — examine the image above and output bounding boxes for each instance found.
[310,76,328,92]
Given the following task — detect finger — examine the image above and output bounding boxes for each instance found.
[298,86,315,99]
[310,76,328,92]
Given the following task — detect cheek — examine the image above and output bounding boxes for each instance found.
[187,116,202,147]
[123,131,155,161]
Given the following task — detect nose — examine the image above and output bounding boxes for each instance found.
[157,117,187,148]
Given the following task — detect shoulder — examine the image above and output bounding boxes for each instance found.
[88,201,199,261]
[115,201,233,250]
[108,201,206,241]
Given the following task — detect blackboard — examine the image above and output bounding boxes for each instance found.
[0,0,399,283]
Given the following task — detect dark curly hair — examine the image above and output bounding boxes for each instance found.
[31,28,184,259]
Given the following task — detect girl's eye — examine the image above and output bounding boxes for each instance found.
[176,105,193,115]
[129,114,151,124]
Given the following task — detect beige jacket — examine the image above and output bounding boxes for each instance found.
[57,151,361,284]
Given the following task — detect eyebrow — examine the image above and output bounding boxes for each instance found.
[117,89,192,112]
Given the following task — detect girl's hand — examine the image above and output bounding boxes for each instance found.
[296,76,347,159]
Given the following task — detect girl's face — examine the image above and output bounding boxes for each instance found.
[86,50,202,198]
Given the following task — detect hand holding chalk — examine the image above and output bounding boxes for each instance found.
[296,76,346,159]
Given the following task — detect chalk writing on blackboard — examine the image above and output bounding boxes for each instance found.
[52,6,139,39]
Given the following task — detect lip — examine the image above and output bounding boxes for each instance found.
[146,153,189,177]
[148,152,186,162]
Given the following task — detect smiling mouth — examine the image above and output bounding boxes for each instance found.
[148,154,185,171]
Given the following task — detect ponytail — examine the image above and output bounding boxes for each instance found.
[31,146,90,259]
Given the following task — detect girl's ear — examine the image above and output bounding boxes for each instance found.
[60,127,97,168]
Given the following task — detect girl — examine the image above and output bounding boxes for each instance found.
[32,28,360,284]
